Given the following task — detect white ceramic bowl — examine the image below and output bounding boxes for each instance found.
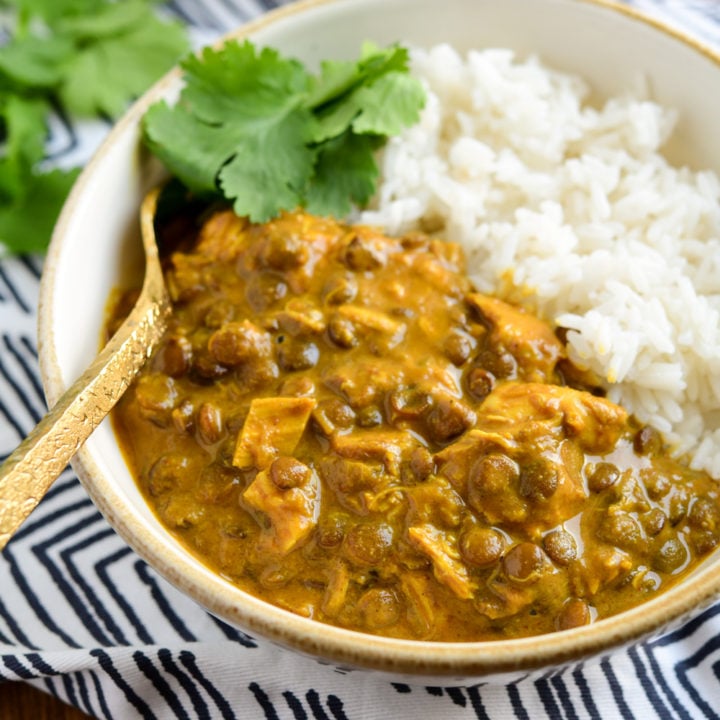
[39,0,720,683]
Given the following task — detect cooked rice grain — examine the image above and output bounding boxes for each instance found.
[356,45,720,474]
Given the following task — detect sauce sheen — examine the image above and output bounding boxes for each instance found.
[109,209,720,642]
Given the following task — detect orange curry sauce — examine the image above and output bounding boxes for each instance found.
[108,209,720,641]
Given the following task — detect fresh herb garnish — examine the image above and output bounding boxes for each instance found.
[142,40,426,222]
[0,0,189,254]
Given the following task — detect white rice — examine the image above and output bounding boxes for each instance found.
[355,44,720,475]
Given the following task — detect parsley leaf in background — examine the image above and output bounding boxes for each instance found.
[0,0,189,255]
[142,39,426,222]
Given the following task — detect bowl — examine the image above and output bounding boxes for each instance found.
[38,0,720,683]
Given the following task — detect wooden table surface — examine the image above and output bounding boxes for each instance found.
[0,681,91,719]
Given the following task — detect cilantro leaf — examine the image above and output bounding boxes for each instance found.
[142,39,425,221]
[1,0,105,24]
[179,41,310,124]
[219,109,317,221]
[53,0,153,38]
[58,10,188,117]
[0,0,190,255]
[0,93,78,253]
[306,42,411,110]
[351,71,427,136]
[143,41,317,208]
[0,166,80,254]
[0,94,48,201]
[0,35,74,89]
[144,40,319,221]
[142,100,232,194]
[305,132,381,217]
[307,42,416,142]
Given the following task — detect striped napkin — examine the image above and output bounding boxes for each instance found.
[1,1,719,718]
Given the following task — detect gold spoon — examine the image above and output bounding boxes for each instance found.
[0,187,171,550]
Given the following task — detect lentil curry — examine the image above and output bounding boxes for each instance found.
[108,207,720,642]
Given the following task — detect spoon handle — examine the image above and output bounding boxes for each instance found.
[0,188,169,550]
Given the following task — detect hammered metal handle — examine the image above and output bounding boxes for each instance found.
[0,188,170,550]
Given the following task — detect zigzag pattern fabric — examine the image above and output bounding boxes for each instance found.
[1,1,720,718]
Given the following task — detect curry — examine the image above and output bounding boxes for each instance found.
[108,208,720,642]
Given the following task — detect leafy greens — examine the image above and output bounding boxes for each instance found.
[0,0,188,254]
[142,40,426,222]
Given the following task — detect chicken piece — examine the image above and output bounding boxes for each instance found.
[325,349,462,413]
[332,429,420,476]
[336,304,405,336]
[321,561,351,618]
[428,238,465,268]
[166,252,214,303]
[466,445,585,533]
[318,455,389,515]
[401,572,440,638]
[323,358,406,408]
[467,294,565,382]
[434,428,514,493]
[405,476,465,528]
[243,459,320,555]
[479,382,628,455]
[251,211,339,293]
[233,397,316,469]
[195,209,250,262]
[475,579,535,620]
[407,247,470,297]
[407,524,473,600]
[558,392,631,455]
[274,302,326,336]
[339,227,391,270]
[437,383,629,534]
[573,545,634,596]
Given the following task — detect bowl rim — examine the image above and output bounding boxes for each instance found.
[38,0,720,677]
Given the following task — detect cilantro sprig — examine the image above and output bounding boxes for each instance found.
[0,0,189,254]
[142,40,426,222]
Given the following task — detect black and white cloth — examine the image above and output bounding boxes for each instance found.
[1,1,720,718]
